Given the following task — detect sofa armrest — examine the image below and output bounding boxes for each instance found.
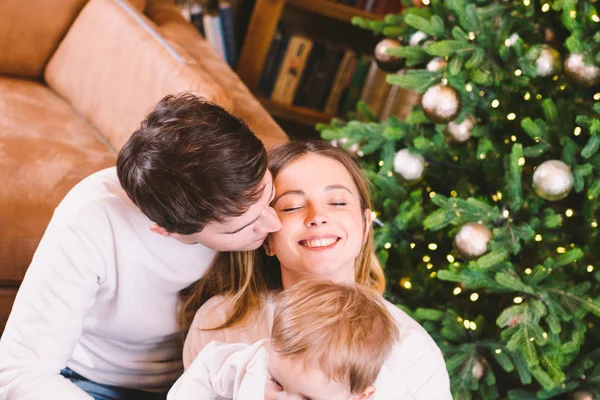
[145,0,288,149]
[45,0,233,151]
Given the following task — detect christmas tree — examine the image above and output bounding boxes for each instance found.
[318,0,600,398]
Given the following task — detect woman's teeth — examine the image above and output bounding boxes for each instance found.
[300,238,338,248]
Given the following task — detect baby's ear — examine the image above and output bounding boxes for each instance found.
[353,386,375,400]
[263,237,275,256]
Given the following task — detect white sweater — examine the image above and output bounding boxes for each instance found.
[0,167,216,400]
[183,293,453,400]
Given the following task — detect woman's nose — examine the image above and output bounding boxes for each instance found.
[305,205,328,227]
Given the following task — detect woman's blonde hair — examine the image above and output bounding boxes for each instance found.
[179,141,386,334]
[272,280,399,394]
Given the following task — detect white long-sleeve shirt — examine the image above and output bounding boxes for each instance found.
[0,167,216,400]
[183,293,453,400]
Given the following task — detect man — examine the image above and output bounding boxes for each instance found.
[0,93,281,400]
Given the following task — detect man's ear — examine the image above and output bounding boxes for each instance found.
[263,237,275,256]
[353,386,375,400]
[149,223,170,237]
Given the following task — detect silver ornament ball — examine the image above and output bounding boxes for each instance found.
[472,359,486,380]
[421,84,462,124]
[454,222,492,261]
[571,391,596,400]
[447,115,476,143]
[529,45,561,77]
[374,39,405,72]
[533,160,574,201]
[409,31,427,47]
[564,53,600,87]
[393,149,425,181]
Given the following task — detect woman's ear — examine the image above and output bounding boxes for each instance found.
[263,237,275,256]
[363,209,373,241]
[353,386,375,400]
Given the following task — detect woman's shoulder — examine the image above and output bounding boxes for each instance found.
[378,299,452,399]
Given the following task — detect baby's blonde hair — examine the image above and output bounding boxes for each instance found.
[271,280,399,394]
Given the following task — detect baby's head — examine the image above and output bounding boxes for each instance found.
[266,280,399,400]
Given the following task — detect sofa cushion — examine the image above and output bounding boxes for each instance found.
[0,77,116,283]
[45,0,233,152]
[0,0,147,80]
[146,1,289,150]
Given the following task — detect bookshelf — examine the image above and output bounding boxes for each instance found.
[236,0,384,125]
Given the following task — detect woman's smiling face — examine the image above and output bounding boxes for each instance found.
[267,153,369,286]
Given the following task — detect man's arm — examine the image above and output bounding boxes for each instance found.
[168,340,269,400]
[0,205,110,400]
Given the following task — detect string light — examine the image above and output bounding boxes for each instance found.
[426,187,432,192]
[442,77,448,85]
[574,127,582,136]
[469,321,477,330]
[457,317,463,323]
[384,242,392,249]
[594,93,600,101]
[565,209,574,217]
[543,332,548,339]
[428,243,438,250]
[514,69,522,76]
[470,293,479,302]
[503,209,510,218]
[518,157,526,166]
[410,242,416,249]
[492,99,500,108]
[401,278,412,289]
[592,14,600,23]
[387,171,393,177]
[468,32,476,40]
[495,349,502,354]
[422,0,430,4]
[378,160,384,166]
[479,90,485,97]
[535,234,542,241]
[536,94,542,100]
[426,263,434,269]
[503,139,510,144]
[569,10,576,18]
[453,155,459,161]
[588,265,594,272]
[523,0,530,5]
[530,337,535,342]
[430,271,437,278]
[466,83,473,92]
[592,221,598,228]
[496,191,503,200]
[560,84,567,90]
[552,75,559,81]
[463,320,470,329]
[479,153,487,160]
[453,287,462,295]
[450,190,458,197]
[511,135,517,142]
[429,191,437,198]
[525,268,532,274]
[507,113,516,120]
[514,296,523,304]
[569,243,575,249]
[541,3,550,12]
[423,255,431,262]
[556,247,567,254]
[447,255,455,263]
[524,92,531,100]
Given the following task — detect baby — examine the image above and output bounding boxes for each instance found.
[168,280,400,400]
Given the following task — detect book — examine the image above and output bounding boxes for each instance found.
[190,2,204,37]
[211,14,228,63]
[306,46,345,110]
[271,35,314,105]
[339,55,372,116]
[324,49,357,116]
[258,26,291,98]
[219,1,238,67]
[359,59,393,118]
[293,42,326,107]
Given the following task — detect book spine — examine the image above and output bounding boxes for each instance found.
[293,42,325,107]
[202,14,216,52]
[271,36,314,105]
[219,1,238,67]
[324,50,357,116]
[211,15,228,63]
[190,2,204,37]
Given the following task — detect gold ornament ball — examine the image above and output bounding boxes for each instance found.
[374,39,405,72]
[426,57,447,72]
[393,149,425,181]
[454,222,492,261]
[532,160,574,201]
[564,53,600,88]
[571,391,596,400]
[526,45,561,77]
[447,115,476,143]
[421,84,462,124]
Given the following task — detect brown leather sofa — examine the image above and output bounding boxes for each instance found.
[0,0,287,329]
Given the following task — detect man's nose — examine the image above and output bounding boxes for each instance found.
[258,206,281,233]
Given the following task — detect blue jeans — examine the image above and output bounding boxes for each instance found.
[60,368,167,400]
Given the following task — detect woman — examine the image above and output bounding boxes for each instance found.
[180,141,451,399]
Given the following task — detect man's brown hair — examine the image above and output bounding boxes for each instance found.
[272,280,399,394]
[117,93,267,234]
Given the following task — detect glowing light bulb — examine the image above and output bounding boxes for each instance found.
[447,255,455,263]
[587,265,594,272]
[556,247,566,254]
[507,113,516,120]
[384,242,392,249]
[514,69,522,76]
[491,99,500,108]
[541,3,550,12]
[565,209,574,217]
[525,268,532,274]
[423,255,431,262]
[524,92,531,100]
[535,234,542,242]
[518,157,525,166]
[453,287,462,295]
[470,293,479,302]
[574,127,582,136]
[428,243,438,250]
[514,296,523,304]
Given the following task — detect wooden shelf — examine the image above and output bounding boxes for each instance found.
[257,96,335,126]
[287,0,384,23]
